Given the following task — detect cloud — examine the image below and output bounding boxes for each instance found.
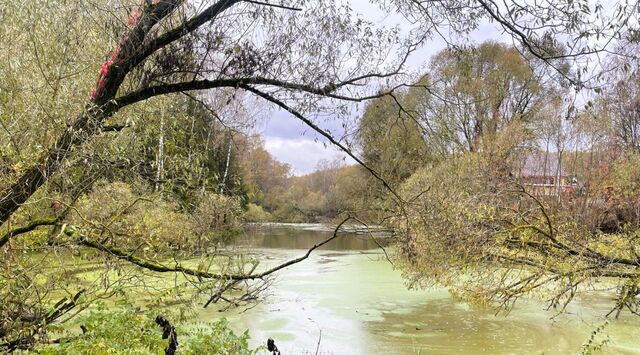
[254,106,355,140]
[263,136,355,176]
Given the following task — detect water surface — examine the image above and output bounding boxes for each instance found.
[236,223,380,250]
[199,224,640,354]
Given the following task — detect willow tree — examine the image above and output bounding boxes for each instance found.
[388,36,640,320]
[359,90,431,187]
[0,0,412,350]
[416,43,541,153]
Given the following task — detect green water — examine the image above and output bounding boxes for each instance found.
[198,224,640,354]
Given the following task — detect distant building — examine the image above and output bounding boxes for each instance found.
[514,151,577,197]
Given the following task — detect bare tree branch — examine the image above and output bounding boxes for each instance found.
[73,217,353,281]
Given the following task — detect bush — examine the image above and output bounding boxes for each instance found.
[242,203,272,222]
[395,147,640,313]
[72,181,194,252]
[604,153,640,229]
[70,182,248,253]
[191,192,243,247]
[35,304,257,354]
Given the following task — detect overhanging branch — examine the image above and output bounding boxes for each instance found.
[129,0,242,70]
[74,217,352,282]
[239,84,405,204]
[0,217,58,248]
[112,76,405,110]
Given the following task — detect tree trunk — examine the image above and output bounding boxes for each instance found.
[0,0,207,229]
[0,110,106,227]
[156,115,165,192]
[219,133,232,194]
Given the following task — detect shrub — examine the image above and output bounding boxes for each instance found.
[191,193,243,247]
[72,181,194,252]
[35,304,256,354]
[242,203,272,222]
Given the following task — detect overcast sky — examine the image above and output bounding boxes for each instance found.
[252,1,518,175]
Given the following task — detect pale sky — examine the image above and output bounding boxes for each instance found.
[255,2,505,175]
[253,0,617,175]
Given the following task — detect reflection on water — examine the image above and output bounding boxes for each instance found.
[236,224,379,251]
[204,224,640,354]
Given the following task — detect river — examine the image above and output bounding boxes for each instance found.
[196,223,640,354]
